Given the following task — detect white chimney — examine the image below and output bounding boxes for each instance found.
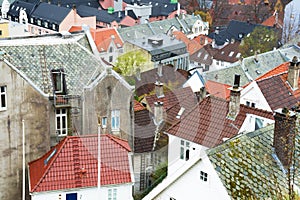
[154,101,164,125]
[227,74,242,120]
[287,56,300,90]
[155,81,164,98]
[157,62,163,77]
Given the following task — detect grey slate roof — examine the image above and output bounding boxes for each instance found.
[118,14,204,42]
[0,32,103,96]
[203,48,294,86]
[25,0,100,9]
[31,2,71,24]
[7,0,35,17]
[207,124,300,199]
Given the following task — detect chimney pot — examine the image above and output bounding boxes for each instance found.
[287,56,300,90]
[155,81,164,98]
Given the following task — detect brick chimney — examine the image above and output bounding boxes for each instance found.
[155,81,164,98]
[287,56,300,90]
[273,108,296,167]
[154,101,164,125]
[227,74,242,120]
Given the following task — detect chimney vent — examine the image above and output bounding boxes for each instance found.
[287,56,300,90]
[227,74,242,120]
[273,108,297,167]
[155,81,164,98]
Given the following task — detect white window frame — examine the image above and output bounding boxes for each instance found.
[180,140,190,161]
[111,110,120,131]
[200,171,208,182]
[108,188,117,200]
[56,108,68,136]
[52,71,64,93]
[0,86,7,111]
[102,117,107,128]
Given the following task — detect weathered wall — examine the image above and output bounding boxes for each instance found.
[0,60,51,200]
[83,71,134,140]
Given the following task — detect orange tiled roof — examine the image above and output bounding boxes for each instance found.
[205,80,231,100]
[94,28,123,52]
[134,100,146,111]
[29,134,132,193]
[173,31,202,55]
[255,62,289,81]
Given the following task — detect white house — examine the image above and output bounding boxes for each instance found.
[142,76,275,199]
[28,134,135,200]
[241,58,300,112]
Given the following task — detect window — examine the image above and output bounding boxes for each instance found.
[44,21,48,28]
[200,171,208,182]
[30,18,34,23]
[102,117,107,128]
[52,24,56,30]
[251,102,256,108]
[51,69,66,94]
[109,56,113,62]
[56,109,68,136]
[31,27,34,34]
[37,19,41,26]
[180,140,190,161]
[66,193,77,200]
[111,110,120,131]
[38,29,41,35]
[108,188,117,200]
[255,118,264,130]
[216,60,219,65]
[0,86,7,111]
[246,101,250,107]
[109,46,113,53]
[0,30,2,36]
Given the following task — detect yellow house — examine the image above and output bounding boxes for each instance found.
[0,19,9,38]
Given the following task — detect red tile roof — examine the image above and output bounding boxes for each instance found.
[255,62,289,81]
[134,100,146,111]
[205,80,231,100]
[29,134,132,193]
[166,96,274,148]
[173,31,202,55]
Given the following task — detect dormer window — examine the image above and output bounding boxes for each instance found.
[180,140,190,161]
[44,21,48,28]
[30,18,34,24]
[37,19,41,26]
[52,24,56,30]
[51,69,66,94]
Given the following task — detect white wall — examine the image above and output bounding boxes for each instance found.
[238,113,274,134]
[240,81,272,112]
[31,184,134,200]
[153,154,230,200]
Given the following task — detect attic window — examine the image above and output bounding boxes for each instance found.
[236,53,241,58]
[238,33,243,39]
[155,3,158,5]
[159,26,163,30]
[176,107,185,119]
[255,70,261,75]
[229,51,234,57]
[164,4,167,7]
[204,54,208,60]
[51,69,67,94]
[197,52,201,57]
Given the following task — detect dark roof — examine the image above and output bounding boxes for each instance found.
[77,5,137,24]
[190,44,214,66]
[166,96,274,148]
[257,72,300,110]
[212,41,241,63]
[7,0,35,17]
[208,123,299,199]
[134,64,190,97]
[208,20,269,46]
[31,2,71,24]
[134,109,157,153]
[24,0,100,8]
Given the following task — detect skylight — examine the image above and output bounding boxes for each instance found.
[229,51,234,57]
[176,107,185,119]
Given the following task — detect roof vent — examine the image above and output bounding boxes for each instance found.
[148,37,163,46]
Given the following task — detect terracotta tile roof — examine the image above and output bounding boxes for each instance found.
[134,100,146,111]
[166,96,274,148]
[93,28,123,52]
[255,62,289,81]
[192,34,212,45]
[172,31,202,55]
[261,11,284,28]
[205,80,231,100]
[257,72,300,110]
[29,134,132,193]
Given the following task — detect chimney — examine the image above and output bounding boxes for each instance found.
[287,56,300,90]
[215,27,219,35]
[227,74,242,120]
[195,87,206,102]
[155,81,164,98]
[136,67,141,81]
[154,101,164,125]
[273,108,297,167]
[157,62,163,77]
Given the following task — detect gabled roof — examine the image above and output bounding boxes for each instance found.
[134,64,190,96]
[166,96,274,148]
[208,20,270,46]
[212,41,241,63]
[134,100,146,111]
[208,124,299,199]
[255,62,289,81]
[31,2,71,24]
[94,28,123,52]
[25,0,100,8]
[29,134,132,193]
[118,14,203,41]
[172,31,202,55]
[205,80,231,100]
[256,70,300,110]
[203,48,289,86]
[7,0,35,17]
[0,32,103,96]
[190,44,214,66]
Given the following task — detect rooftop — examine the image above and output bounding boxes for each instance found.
[29,134,132,193]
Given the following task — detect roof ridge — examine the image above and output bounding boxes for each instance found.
[105,134,131,152]
[30,136,69,193]
[240,104,274,119]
